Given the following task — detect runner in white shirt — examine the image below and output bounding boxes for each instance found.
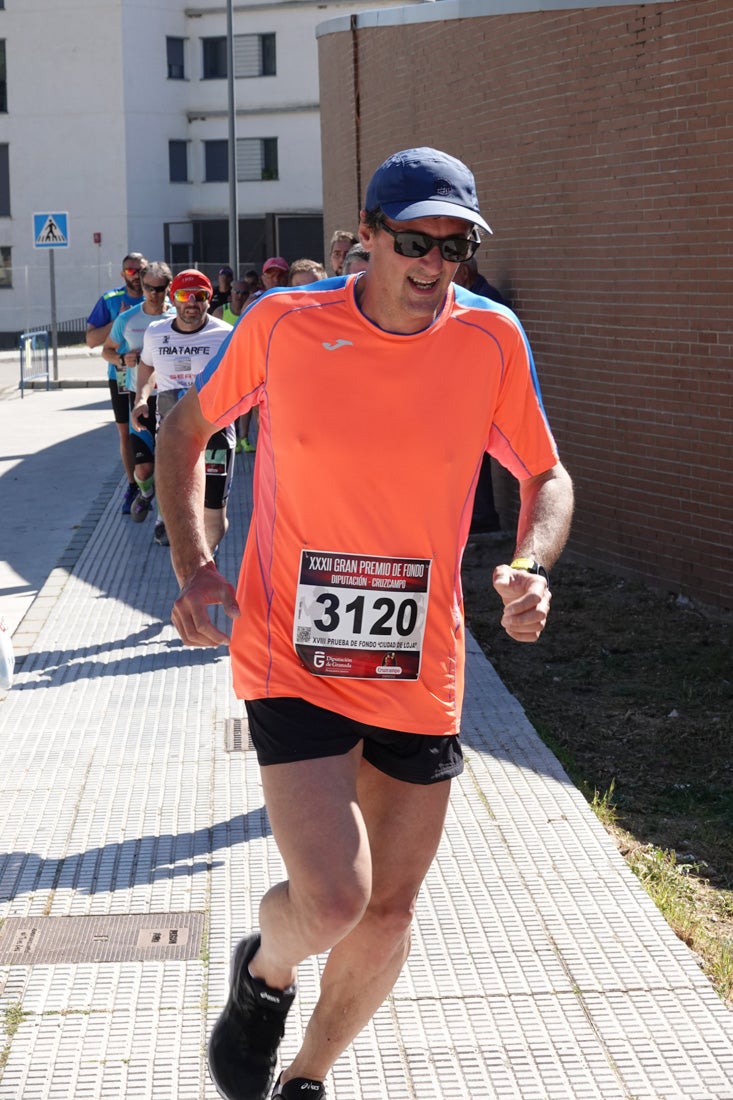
[133,269,235,554]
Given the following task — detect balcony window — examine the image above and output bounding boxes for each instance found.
[167,37,186,80]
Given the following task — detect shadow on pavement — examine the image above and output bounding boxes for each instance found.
[0,408,117,608]
[0,809,272,900]
[17,624,234,688]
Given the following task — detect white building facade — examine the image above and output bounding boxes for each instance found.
[0,0,424,342]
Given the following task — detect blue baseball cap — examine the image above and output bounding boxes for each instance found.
[365,147,492,234]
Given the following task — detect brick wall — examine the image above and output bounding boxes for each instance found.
[319,0,733,609]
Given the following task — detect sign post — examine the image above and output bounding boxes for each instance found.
[226,0,239,276]
[33,212,69,383]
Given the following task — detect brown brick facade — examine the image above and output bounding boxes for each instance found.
[318,1,733,609]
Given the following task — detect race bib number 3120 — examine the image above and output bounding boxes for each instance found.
[293,550,431,680]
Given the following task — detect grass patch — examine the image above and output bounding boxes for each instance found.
[585,778,733,1004]
[591,780,618,831]
[626,843,733,1002]
[0,1001,24,1072]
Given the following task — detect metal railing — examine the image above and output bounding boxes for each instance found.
[56,316,88,344]
[19,330,50,397]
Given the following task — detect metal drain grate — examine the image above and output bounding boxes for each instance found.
[224,716,252,752]
[0,912,205,965]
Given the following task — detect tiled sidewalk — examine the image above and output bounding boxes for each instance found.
[0,451,731,1099]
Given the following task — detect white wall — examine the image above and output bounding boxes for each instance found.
[121,0,192,261]
[0,0,128,331]
[0,0,422,334]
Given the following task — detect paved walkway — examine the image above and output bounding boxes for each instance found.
[0,372,731,1099]
[0,353,112,639]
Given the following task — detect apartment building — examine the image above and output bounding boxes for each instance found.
[0,0,423,340]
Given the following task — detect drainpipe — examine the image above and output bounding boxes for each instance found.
[227,0,239,275]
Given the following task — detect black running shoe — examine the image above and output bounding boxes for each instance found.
[130,491,154,523]
[208,933,296,1100]
[153,520,169,546]
[271,1073,325,1099]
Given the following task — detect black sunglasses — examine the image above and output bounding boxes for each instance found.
[143,283,168,294]
[378,220,481,263]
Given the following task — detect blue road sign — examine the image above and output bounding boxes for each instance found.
[33,212,70,249]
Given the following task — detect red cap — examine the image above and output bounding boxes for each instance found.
[170,269,213,296]
[262,256,289,274]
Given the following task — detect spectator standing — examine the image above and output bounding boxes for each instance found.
[342,244,370,275]
[211,266,234,313]
[327,229,357,276]
[454,258,511,531]
[86,252,146,512]
[454,255,508,306]
[156,146,573,1100]
[288,259,327,286]
[261,257,289,290]
[243,270,262,296]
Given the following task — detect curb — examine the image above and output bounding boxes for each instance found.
[0,379,108,400]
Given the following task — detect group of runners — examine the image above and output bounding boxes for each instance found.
[86,263,252,549]
[86,245,370,552]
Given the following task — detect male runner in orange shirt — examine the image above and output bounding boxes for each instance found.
[156,146,574,1100]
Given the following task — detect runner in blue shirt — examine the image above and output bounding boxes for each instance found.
[86,252,146,512]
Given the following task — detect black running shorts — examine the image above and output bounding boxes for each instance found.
[130,394,156,466]
[245,697,463,785]
[204,428,234,510]
[108,378,133,424]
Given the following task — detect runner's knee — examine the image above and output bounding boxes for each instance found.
[292,873,370,944]
[363,893,418,946]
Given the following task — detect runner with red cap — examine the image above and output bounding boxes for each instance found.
[132,269,236,553]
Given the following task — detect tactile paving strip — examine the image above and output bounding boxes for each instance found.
[0,449,732,1098]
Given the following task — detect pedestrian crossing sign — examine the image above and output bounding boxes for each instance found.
[33,212,70,249]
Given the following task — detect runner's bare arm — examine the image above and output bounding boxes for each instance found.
[493,462,574,643]
[86,322,112,348]
[156,387,240,646]
[513,461,574,569]
[101,331,122,365]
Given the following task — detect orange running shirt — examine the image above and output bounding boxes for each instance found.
[196,278,559,735]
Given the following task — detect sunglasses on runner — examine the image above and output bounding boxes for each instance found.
[378,220,481,263]
[143,283,168,294]
[173,288,211,303]
[123,267,141,277]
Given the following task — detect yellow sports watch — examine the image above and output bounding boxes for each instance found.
[510,557,550,584]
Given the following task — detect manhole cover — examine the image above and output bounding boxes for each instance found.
[224,717,252,752]
[0,912,205,965]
